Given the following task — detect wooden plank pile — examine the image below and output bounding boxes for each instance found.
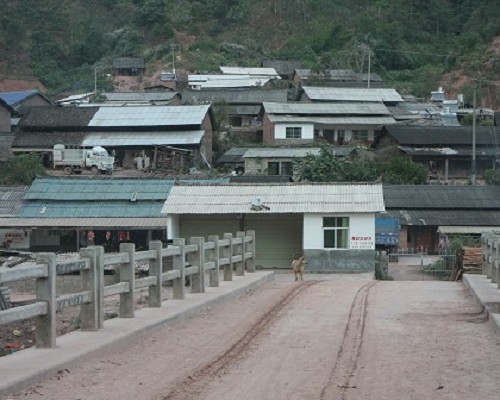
[451,246,482,281]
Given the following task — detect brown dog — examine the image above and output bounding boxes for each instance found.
[292,256,307,281]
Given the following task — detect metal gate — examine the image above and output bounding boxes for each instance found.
[387,250,456,281]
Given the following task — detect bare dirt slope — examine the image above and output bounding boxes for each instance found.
[2,275,499,400]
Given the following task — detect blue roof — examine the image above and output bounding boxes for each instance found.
[25,177,229,201]
[19,202,164,218]
[0,91,39,106]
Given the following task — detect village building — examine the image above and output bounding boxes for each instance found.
[242,147,321,176]
[112,57,145,76]
[262,102,395,145]
[261,60,302,80]
[99,92,181,106]
[0,186,28,250]
[299,86,404,106]
[182,89,288,143]
[372,125,500,181]
[162,182,384,272]
[0,90,52,112]
[383,185,500,253]
[12,104,214,171]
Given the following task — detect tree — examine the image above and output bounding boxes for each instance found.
[0,154,47,185]
[294,145,427,184]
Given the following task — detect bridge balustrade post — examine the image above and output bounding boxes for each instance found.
[93,245,105,328]
[235,231,245,276]
[119,242,135,318]
[223,233,233,281]
[189,237,205,293]
[246,230,256,273]
[207,235,220,287]
[494,239,500,287]
[149,241,163,307]
[79,247,98,331]
[172,239,186,299]
[35,253,56,348]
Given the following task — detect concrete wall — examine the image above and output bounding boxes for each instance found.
[303,213,375,272]
[304,213,375,250]
[304,249,375,272]
[0,104,10,132]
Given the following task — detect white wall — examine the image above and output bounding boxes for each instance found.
[166,214,179,240]
[274,123,314,139]
[303,213,375,250]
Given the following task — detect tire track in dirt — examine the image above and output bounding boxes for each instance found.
[162,281,319,400]
[320,281,376,400]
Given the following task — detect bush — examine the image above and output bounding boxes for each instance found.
[0,154,46,185]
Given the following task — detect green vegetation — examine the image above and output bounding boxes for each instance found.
[0,0,499,96]
[294,145,428,184]
[0,154,47,185]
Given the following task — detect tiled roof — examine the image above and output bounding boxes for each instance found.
[385,209,500,227]
[18,106,99,128]
[162,183,384,214]
[383,185,500,209]
[383,125,500,145]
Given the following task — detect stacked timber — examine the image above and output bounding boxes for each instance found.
[452,246,482,281]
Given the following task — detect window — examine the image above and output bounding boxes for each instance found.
[353,130,369,141]
[267,161,293,176]
[286,127,302,139]
[281,162,293,175]
[267,162,279,175]
[323,217,349,249]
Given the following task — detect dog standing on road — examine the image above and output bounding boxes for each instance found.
[292,256,308,282]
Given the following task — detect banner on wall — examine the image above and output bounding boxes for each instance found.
[350,236,374,249]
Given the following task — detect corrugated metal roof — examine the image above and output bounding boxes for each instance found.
[217,147,249,164]
[0,217,166,228]
[0,91,39,106]
[112,57,144,69]
[25,178,228,201]
[220,67,280,77]
[302,87,404,103]
[182,89,287,104]
[268,116,396,125]
[102,92,179,102]
[19,202,163,218]
[195,79,271,89]
[0,186,28,216]
[438,226,500,234]
[162,183,385,214]
[82,130,204,146]
[263,102,391,115]
[243,148,321,158]
[88,105,209,127]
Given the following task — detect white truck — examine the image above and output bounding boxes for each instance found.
[52,144,114,175]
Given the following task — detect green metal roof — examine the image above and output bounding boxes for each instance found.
[19,202,163,218]
[24,177,229,201]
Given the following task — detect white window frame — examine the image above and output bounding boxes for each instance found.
[286,126,302,139]
[323,216,350,249]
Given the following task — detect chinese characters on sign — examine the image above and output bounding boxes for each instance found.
[350,236,374,249]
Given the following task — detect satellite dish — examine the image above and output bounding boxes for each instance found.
[251,197,263,207]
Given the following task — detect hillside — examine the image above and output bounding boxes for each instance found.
[1,0,499,105]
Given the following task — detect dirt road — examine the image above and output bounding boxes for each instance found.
[3,275,499,400]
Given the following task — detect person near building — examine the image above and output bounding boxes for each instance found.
[87,230,95,246]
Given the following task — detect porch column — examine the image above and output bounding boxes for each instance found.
[444,158,449,182]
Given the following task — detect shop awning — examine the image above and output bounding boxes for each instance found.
[437,226,500,234]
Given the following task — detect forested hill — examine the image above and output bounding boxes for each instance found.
[1,0,499,101]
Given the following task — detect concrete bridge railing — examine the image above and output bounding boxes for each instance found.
[481,233,500,287]
[0,230,256,348]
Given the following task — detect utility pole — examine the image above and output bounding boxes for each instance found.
[94,66,97,94]
[367,50,371,89]
[471,80,478,185]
